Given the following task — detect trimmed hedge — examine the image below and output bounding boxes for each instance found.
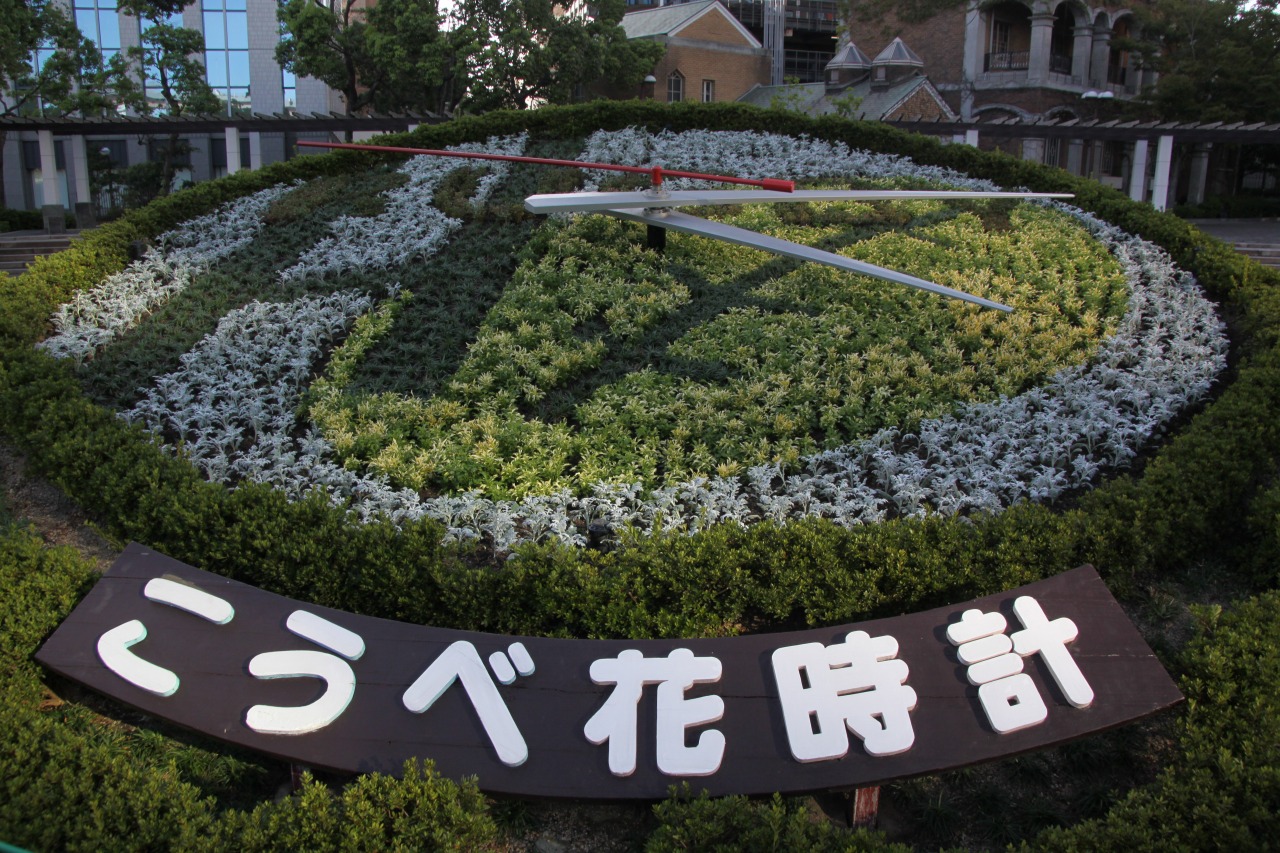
[1029,594,1280,850]
[2,101,1279,849]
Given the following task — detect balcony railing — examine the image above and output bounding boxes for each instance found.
[984,51,1029,72]
[1107,65,1127,86]
[1049,53,1073,75]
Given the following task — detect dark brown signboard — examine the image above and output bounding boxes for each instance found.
[37,543,1181,798]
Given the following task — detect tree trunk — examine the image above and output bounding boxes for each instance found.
[0,130,7,209]
[159,131,179,197]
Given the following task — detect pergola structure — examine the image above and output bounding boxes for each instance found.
[3,110,1277,232]
[888,115,1280,212]
[0,111,443,231]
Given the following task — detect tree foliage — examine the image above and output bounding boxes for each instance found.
[0,0,133,119]
[366,0,460,115]
[117,0,221,196]
[276,0,380,116]
[1129,0,1280,122]
[450,0,665,111]
[0,0,140,205]
[276,0,665,115]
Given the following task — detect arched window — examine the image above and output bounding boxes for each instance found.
[667,71,684,103]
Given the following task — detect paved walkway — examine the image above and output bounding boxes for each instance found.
[1185,219,1280,269]
[1185,219,1280,244]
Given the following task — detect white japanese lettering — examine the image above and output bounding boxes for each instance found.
[402,641,530,767]
[772,631,917,762]
[584,648,725,777]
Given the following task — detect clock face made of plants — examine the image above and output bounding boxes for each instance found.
[41,128,1228,555]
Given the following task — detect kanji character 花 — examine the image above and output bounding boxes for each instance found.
[583,648,725,777]
[771,630,917,762]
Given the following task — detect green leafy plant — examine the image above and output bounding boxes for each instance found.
[1,102,1279,849]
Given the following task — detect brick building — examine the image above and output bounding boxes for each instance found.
[846,0,1150,187]
[621,0,772,103]
[847,0,1147,120]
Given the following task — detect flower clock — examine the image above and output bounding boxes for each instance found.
[42,128,1228,556]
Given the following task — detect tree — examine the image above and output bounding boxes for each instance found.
[1129,0,1280,123]
[0,0,137,204]
[449,0,665,112]
[276,0,380,117]
[365,0,461,115]
[117,0,221,196]
[548,0,667,106]
[277,0,664,117]
[277,0,463,118]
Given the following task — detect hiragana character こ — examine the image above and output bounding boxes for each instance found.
[97,577,235,697]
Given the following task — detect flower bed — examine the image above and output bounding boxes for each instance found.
[45,128,1223,554]
[1,102,1276,850]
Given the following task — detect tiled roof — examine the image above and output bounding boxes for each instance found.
[621,0,723,39]
[826,41,873,70]
[738,75,954,122]
[872,37,924,67]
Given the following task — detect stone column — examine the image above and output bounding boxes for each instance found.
[249,132,263,170]
[225,126,242,176]
[1150,134,1174,211]
[961,1,983,120]
[68,135,96,229]
[1089,27,1111,88]
[1129,138,1149,203]
[1022,137,1045,163]
[965,129,980,147]
[1066,139,1084,174]
[38,130,65,234]
[1028,12,1056,84]
[1071,24,1092,82]
[1187,143,1212,205]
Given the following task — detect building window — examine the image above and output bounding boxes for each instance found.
[1044,137,1063,168]
[74,0,122,60]
[283,68,297,114]
[702,79,715,102]
[667,71,684,103]
[203,0,251,115]
[991,20,1011,54]
[36,0,121,116]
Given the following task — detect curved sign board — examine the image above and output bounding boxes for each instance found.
[37,544,1181,798]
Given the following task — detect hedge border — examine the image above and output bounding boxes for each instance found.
[1,101,1278,849]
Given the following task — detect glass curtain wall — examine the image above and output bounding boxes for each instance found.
[203,0,250,114]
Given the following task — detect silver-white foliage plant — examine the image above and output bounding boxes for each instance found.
[110,129,1230,555]
[37,183,296,364]
[278,134,528,282]
[123,291,376,499]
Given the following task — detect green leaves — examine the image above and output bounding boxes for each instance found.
[313,198,1126,501]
